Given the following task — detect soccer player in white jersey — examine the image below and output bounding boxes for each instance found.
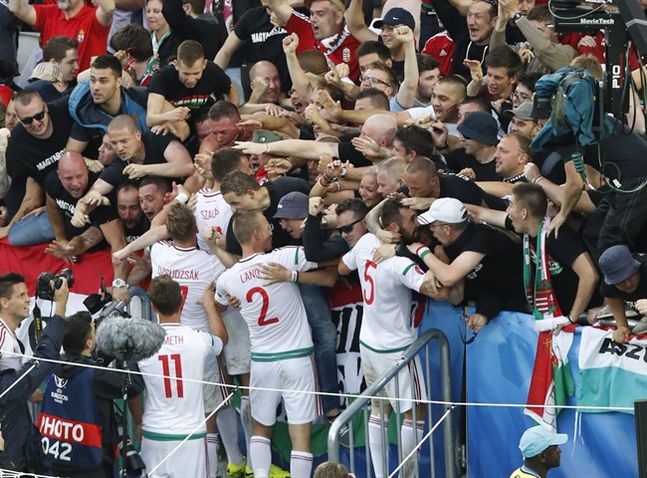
[149,202,246,478]
[215,211,322,478]
[139,275,229,478]
[339,198,439,478]
[0,273,31,372]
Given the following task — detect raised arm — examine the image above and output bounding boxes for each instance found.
[8,0,36,27]
[282,33,312,100]
[394,26,419,110]
[568,251,599,322]
[345,0,378,43]
[93,0,116,27]
[215,31,243,69]
[265,0,294,24]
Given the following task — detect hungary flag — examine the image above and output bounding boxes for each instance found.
[578,327,647,413]
[525,326,575,432]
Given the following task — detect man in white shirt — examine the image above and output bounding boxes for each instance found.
[0,273,31,372]
[338,199,438,478]
[215,211,322,478]
[139,275,228,478]
[149,202,247,478]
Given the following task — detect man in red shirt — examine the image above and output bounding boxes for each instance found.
[266,0,361,82]
[9,0,115,71]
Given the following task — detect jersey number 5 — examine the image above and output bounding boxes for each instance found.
[159,354,184,398]
[246,287,279,326]
[363,260,377,305]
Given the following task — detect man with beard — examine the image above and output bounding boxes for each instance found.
[116,181,149,243]
[8,0,115,71]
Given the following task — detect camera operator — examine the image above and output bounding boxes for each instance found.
[0,272,69,473]
[38,312,145,478]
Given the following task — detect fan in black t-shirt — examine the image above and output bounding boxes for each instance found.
[43,153,118,258]
[4,95,73,225]
[147,41,233,132]
[222,6,291,92]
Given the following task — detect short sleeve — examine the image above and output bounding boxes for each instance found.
[395,257,425,292]
[341,246,359,271]
[148,67,173,96]
[70,122,91,143]
[214,275,230,306]
[338,139,372,167]
[99,160,126,186]
[233,10,253,39]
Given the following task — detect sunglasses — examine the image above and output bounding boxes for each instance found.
[337,216,364,234]
[18,107,46,125]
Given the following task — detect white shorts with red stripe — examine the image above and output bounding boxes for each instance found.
[360,344,427,413]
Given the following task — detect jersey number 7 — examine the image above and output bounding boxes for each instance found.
[246,286,279,326]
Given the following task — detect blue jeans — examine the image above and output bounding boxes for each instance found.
[8,212,55,246]
[298,282,339,414]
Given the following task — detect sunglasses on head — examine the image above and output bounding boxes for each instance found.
[18,107,46,125]
[337,216,364,234]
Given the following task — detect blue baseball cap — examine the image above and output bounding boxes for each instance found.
[374,8,416,30]
[274,192,308,219]
[519,426,568,459]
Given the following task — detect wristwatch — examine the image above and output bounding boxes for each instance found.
[112,278,127,289]
[512,12,523,22]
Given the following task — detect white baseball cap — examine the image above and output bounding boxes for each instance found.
[418,197,468,226]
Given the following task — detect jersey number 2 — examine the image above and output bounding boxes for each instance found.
[246,287,279,326]
[363,260,377,305]
[159,354,184,398]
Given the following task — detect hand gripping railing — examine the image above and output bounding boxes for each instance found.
[328,329,456,478]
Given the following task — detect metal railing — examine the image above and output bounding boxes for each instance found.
[328,328,456,478]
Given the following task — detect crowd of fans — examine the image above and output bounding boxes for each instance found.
[1,0,647,476]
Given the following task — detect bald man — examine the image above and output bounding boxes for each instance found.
[45,151,130,298]
[70,114,197,231]
[249,61,282,105]
[44,152,114,258]
[233,113,398,181]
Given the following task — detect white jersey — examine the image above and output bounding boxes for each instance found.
[138,323,223,437]
[215,246,317,360]
[0,318,22,371]
[150,241,225,331]
[342,233,426,352]
[193,188,233,251]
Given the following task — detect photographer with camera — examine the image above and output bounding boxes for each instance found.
[0,272,70,473]
[38,312,145,478]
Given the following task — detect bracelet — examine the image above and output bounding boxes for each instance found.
[532,175,544,184]
[415,245,430,256]
[324,173,338,182]
[318,176,331,188]
[567,315,577,324]
[175,192,189,204]
[332,182,341,192]
[265,143,271,153]
[420,249,431,260]
[290,270,298,282]
[340,167,347,178]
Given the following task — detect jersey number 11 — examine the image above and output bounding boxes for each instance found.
[159,354,184,398]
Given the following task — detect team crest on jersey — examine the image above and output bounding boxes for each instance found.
[342,48,351,63]
[77,29,85,44]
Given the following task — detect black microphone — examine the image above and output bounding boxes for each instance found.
[96,317,166,362]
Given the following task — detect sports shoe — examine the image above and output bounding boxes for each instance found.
[269,463,290,478]
[227,463,246,478]
[244,465,254,478]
